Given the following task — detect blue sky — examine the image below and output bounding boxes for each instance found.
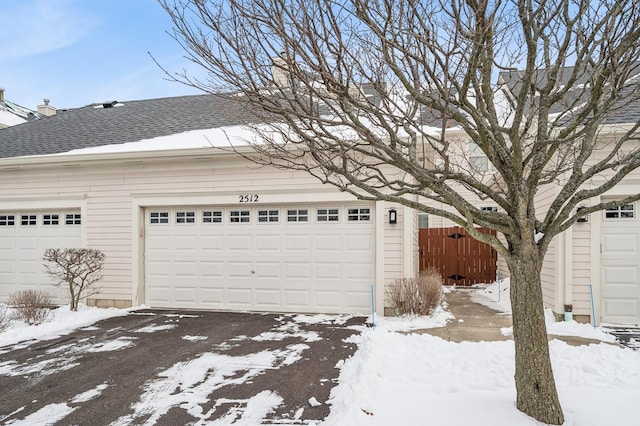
[0,0,204,110]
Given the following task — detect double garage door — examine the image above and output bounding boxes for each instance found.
[144,204,375,314]
[0,211,82,304]
[601,203,640,325]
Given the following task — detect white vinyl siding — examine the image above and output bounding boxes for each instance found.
[0,156,403,309]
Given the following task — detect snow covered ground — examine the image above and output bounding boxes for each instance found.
[324,280,639,426]
[1,284,638,425]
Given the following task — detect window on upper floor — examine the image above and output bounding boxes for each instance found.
[468,141,495,173]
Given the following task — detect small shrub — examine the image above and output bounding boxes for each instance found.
[386,267,444,316]
[0,303,12,331]
[43,248,105,311]
[8,289,53,325]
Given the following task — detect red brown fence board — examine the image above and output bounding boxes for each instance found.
[419,227,497,286]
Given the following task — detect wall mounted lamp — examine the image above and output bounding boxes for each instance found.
[389,208,397,224]
[576,205,589,223]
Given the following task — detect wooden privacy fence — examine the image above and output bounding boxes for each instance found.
[419,226,497,286]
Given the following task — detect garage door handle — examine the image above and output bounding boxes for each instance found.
[250,270,255,274]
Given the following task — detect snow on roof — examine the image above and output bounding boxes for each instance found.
[60,124,256,156]
[0,109,27,127]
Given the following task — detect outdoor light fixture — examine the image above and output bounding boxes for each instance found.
[389,208,397,224]
[576,205,589,223]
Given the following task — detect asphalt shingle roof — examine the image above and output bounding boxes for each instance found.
[499,66,640,125]
[0,94,250,159]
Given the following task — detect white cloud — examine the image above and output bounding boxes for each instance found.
[0,0,97,61]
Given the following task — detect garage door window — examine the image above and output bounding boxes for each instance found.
[317,208,339,222]
[230,210,250,223]
[150,211,169,224]
[0,215,15,226]
[203,210,222,223]
[258,209,279,223]
[43,214,59,225]
[21,214,36,226]
[65,214,81,225]
[605,204,635,220]
[176,211,196,224]
[287,209,308,222]
[348,208,371,222]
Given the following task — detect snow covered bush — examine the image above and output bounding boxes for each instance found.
[386,267,444,316]
[43,248,105,311]
[8,289,53,325]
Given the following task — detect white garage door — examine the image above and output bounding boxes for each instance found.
[0,211,82,304]
[601,203,640,325]
[144,204,375,313]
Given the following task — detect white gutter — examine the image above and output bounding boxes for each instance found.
[0,145,257,169]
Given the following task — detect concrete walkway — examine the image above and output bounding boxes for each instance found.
[419,288,612,346]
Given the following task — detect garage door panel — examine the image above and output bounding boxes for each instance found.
[601,208,640,324]
[227,288,252,305]
[145,204,374,313]
[173,260,199,275]
[146,286,171,303]
[602,266,638,290]
[602,233,638,253]
[0,211,81,305]
[147,260,173,276]
[18,237,38,250]
[344,290,371,307]
[255,262,280,278]
[346,234,375,251]
[227,236,252,251]
[0,260,13,273]
[200,261,224,277]
[200,236,223,252]
[283,263,311,279]
[174,287,198,303]
[227,261,253,277]
[0,237,15,250]
[200,288,224,304]
[285,290,310,307]
[315,263,341,279]
[284,235,311,251]
[604,299,639,323]
[174,235,199,252]
[315,234,342,251]
[315,291,341,309]
[255,289,281,306]
[256,235,281,251]
[146,236,172,254]
[346,262,374,279]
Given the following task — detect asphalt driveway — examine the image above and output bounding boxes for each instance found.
[0,310,364,425]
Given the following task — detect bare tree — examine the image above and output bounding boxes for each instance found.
[43,248,105,311]
[159,0,640,423]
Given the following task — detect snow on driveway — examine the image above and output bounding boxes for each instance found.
[0,307,360,425]
[2,290,639,425]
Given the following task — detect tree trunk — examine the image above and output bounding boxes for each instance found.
[509,240,564,425]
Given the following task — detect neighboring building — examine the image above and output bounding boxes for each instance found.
[419,69,640,326]
[1,82,638,325]
[0,88,45,129]
[0,94,414,315]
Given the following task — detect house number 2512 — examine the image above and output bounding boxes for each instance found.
[239,194,259,203]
